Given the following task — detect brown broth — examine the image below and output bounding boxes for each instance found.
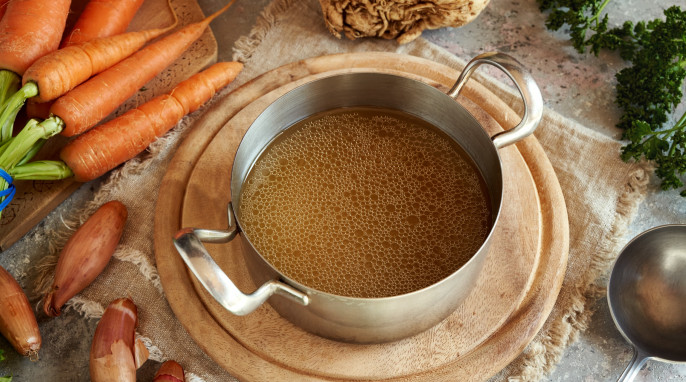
[238,107,492,298]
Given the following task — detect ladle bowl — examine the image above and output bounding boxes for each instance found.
[607,224,686,381]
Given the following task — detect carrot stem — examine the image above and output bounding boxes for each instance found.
[0,117,64,216]
[15,139,45,166]
[0,70,19,108]
[0,136,45,165]
[9,160,73,180]
[0,136,12,157]
[0,82,38,142]
[0,117,62,170]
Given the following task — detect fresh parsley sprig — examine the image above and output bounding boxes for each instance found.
[538,2,686,196]
[539,0,614,54]
[622,113,686,195]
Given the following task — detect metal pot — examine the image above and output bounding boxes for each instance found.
[173,52,543,343]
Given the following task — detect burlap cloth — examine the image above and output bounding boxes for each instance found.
[8,0,652,381]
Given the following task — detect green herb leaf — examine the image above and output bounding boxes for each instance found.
[538,2,686,195]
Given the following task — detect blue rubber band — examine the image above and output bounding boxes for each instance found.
[0,168,15,211]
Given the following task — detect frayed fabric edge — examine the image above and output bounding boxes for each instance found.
[232,0,300,63]
[507,164,652,381]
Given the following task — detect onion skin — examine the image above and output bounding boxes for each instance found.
[44,200,128,317]
[90,297,148,382]
[0,265,41,359]
[153,360,185,381]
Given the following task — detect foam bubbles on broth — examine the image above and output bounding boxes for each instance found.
[239,107,492,298]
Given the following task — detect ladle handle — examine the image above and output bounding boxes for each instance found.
[448,52,543,149]
[172,203,309,316]
[617,348,649,382]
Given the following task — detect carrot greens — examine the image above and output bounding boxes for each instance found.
[0,71,20,111]
[0,116,69,217]
[0,82,37,142]
[538,2,686,196]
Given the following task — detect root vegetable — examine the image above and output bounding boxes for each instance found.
[0,265,41,359]
[51,0,236,137]
[61,0,146,48]
[90,297,148,382]
[44,200,127,317]
[0,0,71,76]
[24,18,178,103]
[153,360,184,382]
[60,61,243,182]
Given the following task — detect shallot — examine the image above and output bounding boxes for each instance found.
[0,266,41,359]
[90,297,148,382]
[44,200,127,317]
[153,360,185,381]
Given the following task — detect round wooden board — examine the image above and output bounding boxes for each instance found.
[154,52,569,382]
[181,68,540,380]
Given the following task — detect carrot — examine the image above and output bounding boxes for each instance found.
[23,21,177,103]
[60,61,243,182]
[51,0,236,137]
[0,0,71,76]
[61,0,145,48]
[0,0,70,143]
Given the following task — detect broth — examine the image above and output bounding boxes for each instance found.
[239,107,492,298]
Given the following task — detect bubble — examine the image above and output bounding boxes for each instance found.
[239,107,492,298]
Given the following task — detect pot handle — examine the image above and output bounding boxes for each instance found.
[172,202,309,316]
[448,52,543,149]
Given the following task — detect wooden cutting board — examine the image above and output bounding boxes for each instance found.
[154,53,569,381]
[0,0,217,250]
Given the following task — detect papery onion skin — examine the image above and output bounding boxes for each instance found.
[153,360,185,382]
[44,200,128,317]
[0,265,41,359]
[90,297,147,382]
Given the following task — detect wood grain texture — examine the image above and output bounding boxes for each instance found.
[153,52,569,381]
[0,0,218,250]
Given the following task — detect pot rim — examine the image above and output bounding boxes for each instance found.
[231,71,505,302]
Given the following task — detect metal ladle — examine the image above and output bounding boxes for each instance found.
[607,224,686,381]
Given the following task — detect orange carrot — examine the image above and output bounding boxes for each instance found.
[51,0,236,137]
[61,61,242,182]
[61,0,146,48]
[0,0,71,76]
[23,21,177,103]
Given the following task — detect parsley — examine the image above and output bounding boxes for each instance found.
[538,2,686,196]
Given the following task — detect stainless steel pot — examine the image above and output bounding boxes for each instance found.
[173,52,543,343]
